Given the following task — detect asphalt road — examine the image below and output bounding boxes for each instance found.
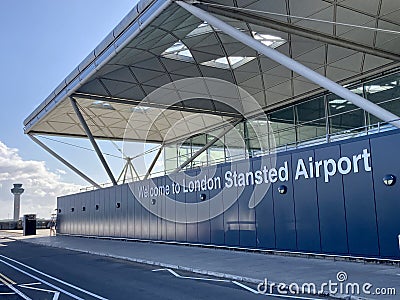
[0,239,319,299]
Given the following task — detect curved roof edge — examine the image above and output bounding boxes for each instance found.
[24,0,172,130]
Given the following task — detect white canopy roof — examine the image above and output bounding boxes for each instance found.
[24,0,400,143]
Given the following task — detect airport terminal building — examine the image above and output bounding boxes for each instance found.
[25,0,400,259]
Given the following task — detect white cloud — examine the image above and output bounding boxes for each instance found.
[56,169,67,175]
[0,141,82,220]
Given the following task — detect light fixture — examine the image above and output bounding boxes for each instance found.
[95,204,99,210]
[200,193,207,201]
[151,199,156,205]
[82,206,86,212]
[71,207,75,212]
[116,202,121,208]
[278,185,287,194]
[383,174,396,186]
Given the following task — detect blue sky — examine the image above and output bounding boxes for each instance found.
[0,0,139,219]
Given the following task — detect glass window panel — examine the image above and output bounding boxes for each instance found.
[191,134,207,147]
[269,106,294,132]
[272,128,296,148]
[225,147,246,162]
[297,119,326,143]
[368,98,400,128]
[329,109,365,133]
[246,119,269,140]
[209,147,225,164]
[327,93,361,116]
[192,150,207,168]
[165,158,177,172]
[295,96,325,124]
[364,73,400,105]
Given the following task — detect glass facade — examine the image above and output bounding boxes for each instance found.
[164,71,400,173]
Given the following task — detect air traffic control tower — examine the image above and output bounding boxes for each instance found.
[11,184,24,221]
[24,0,400,260]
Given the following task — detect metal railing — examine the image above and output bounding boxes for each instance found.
[80,118,399,191]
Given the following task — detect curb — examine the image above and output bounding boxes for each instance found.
[11,237,366,300]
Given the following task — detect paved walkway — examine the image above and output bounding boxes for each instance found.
[1,232,399,299]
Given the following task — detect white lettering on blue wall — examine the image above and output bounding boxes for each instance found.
[137,149,372,198]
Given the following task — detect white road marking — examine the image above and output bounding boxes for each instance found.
[19,285,60,300]
[19,282,41,286]
[0,277,31,300]
[232,281,259,294]
[0,258,84,300]
[154,268,320,300]
[0,292,15,295]
[0,273,16,285]
[0,254,108,300]
[152,268,230,282]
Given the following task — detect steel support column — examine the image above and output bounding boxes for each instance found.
[28,134,101,189]
[177,1,400,128]
[144,145,164,180]
[70,97,117,185]
[172,118,243,174]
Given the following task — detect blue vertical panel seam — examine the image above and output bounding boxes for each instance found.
[290,154,299,250]
[270,156,277,249]
[313,149,323,252]
[339,145,350,254]
[368,138,381,257]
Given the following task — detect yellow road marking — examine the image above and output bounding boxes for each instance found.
[0,273,16,285]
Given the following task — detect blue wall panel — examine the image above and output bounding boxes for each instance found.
[292,150,321,253]
[127,183,135,238]
[370,133,400,258]
[237,160,256,248]
[114,186,121,237]
[57,130,400,259]
[89,191,95,236]
[175,172,187,242]
[185,169,198,244]
[222,162,239,247]
[341,140,379,257]
[133,182,143,239]
[121,185,128,237]
[197,167,211,245]
[254,157,275,249]
[210,164,224,246]
[165,175,176,241]
[273,154,297,251]
[71,194,77,235]
[99,188,106,237]
[315,146,348,255]
[149,178,159,240]
[93,189,100,236]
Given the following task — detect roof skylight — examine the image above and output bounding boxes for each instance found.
[200,56,256,69]
[187,22,214,37]
[364,85,394,94]
[161,40,194,62]
[161,22,286,68]
[253,32,286,48]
